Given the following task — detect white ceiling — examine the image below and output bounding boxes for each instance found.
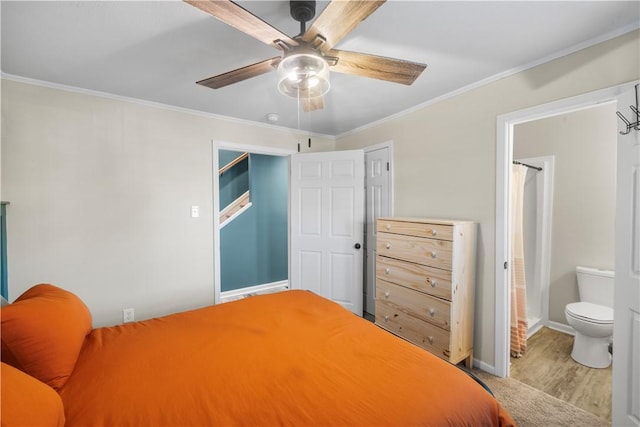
[2,1,638,136]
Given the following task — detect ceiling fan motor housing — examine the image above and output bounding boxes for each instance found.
[290,1,316,23]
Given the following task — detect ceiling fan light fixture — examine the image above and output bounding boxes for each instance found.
[277,52,330,98]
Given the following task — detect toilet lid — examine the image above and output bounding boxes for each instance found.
[566,302,613,324]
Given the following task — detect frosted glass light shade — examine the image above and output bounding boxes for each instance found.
[277,52,330,98]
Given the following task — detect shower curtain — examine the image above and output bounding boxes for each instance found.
[510,164,529,357]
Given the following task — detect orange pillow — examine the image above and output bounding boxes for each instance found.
[0,284,92,390]
[0,362,65,427]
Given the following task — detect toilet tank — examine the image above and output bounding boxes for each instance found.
[576,266,614,308]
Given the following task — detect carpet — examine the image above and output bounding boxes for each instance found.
[474,371,609,427]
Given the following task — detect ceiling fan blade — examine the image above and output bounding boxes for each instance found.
[184,0,298,50]
[328,49,426,85]
[197,57,281,89]
[301,1,385,53]
[302,95,324,112]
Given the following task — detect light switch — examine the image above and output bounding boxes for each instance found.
[191,206,200,218]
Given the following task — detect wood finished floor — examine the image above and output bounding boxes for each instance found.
[510,327,611,421]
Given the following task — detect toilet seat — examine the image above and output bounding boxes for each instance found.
[565,302,613,324]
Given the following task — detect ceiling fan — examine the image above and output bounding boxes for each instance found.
[185,0,427,112]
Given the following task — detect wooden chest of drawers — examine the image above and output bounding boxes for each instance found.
[375,217,477,367]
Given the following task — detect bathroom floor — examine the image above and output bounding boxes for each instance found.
[510,327,612,421]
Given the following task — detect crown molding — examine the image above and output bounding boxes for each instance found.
[0,72,336,141]
[336,23,640,139]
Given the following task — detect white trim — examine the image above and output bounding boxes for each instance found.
[213,141,294,305]
[1,73,335,140]
[213,141,221,305]
[547,320,575,336]
[219,281,289,303]
[336,24,639,140]
[495,80,638,378]
[216,140,295,157]
[528,320,574,339]
[495,115,513,378]
[362,141,394,315]
[363,140,395,217]
[364,140,394,153]
[473,359,496,376]
[527,322,544,339]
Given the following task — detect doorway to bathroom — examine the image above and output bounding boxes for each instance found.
[509,102,617,340]
[494,83,637,422]
[508,105,616,420]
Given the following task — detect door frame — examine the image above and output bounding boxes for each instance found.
[364,140,394,214]
[363,140,394,315]
[212,140,295,304]
[494,81,637,377]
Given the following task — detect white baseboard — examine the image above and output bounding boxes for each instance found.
[547,320,575,336]
[473,359,496,376]
[478,321,573,379]
[220,281,289,303]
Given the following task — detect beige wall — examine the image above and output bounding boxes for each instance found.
[337,30,639,367]
[514,103,617,326]
[0,79,334,326]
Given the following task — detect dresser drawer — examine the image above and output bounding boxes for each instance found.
[375,301,451,360]
[376,255,452,301]
[377,232,453,271]
[376,279,451,330]
[377,219,453,241]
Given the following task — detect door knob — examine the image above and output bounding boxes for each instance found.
[354,243,361,249]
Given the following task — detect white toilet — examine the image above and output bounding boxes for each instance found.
[564,266,614,368]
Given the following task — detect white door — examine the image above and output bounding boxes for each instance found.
[612,85,640,426]
[290,150,365,315]
[364,146,391,315]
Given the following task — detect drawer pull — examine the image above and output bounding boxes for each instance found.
[428,336,434,344]
[430,251,437,258]
[386,243,391,249]
[384,291,390,299]
[385,268,390,274]
[431,229,437,236]
[384,315,390,322]
[386,224,391,230]
[429,279,437,287]
[429,308,435,317]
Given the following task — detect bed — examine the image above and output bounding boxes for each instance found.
[1,284,515,426]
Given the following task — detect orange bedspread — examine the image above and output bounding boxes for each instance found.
[60,290,515,426]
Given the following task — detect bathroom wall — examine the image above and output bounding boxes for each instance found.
[513,103,617,325]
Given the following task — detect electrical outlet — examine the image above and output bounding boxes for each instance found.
[123,308,135,323]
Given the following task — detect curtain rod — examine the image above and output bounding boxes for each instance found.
[513,160,542,171]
